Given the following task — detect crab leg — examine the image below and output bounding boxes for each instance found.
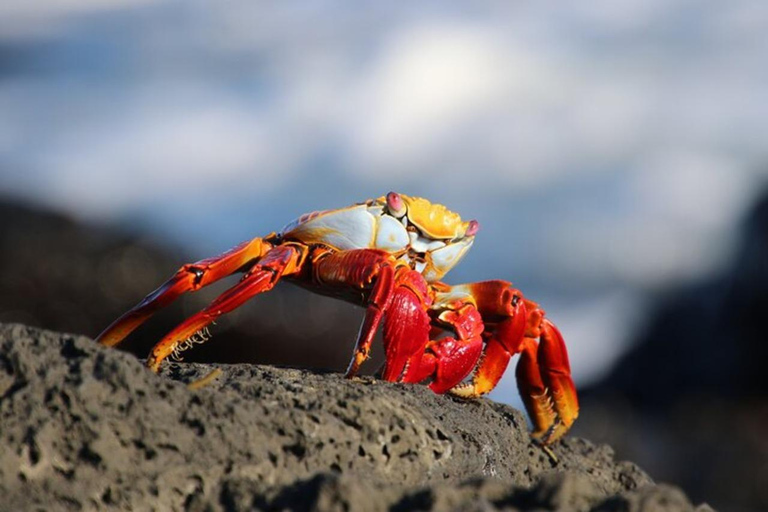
[441,280,579,444]
[145,244,305,372]
[308,249,394,378]
[379,267,433,383]
[96,237,274,348]
[309,249,430,380]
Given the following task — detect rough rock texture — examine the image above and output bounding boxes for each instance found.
[0,324,710,511]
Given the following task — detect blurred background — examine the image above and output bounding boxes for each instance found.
[1,2,767,510]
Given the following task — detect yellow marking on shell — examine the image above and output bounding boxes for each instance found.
[292,226,336,244]
[401,195,470,239]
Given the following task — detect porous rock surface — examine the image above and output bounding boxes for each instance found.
[0,324,710,511]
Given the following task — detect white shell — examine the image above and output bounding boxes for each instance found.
[408,231,434,253]
[374,214,410,252]
[282,205,376,250]
[426,240,446,251]
[282,200,472,282]
[366,205,385,217]
[424,238,473,282]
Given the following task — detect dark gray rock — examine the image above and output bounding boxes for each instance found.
[0,324,708,511]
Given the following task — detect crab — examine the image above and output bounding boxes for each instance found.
[97,193,578,444]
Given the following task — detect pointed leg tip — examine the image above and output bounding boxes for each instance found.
[531,427,551,443]
[146,356,161,373]
[533,414,577,446]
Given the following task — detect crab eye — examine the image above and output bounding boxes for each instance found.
[386,192,406,218]
[466,220,479,237]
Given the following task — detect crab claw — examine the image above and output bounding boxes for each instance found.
[425,335,484,393]
[401,303,484,393]
[449,292,528,398]
[539,319,579,440]
[517,319,578,444]
[434,281,578,443]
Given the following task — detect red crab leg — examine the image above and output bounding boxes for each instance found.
[310,249,427,379]
[145,244,305,372]
[96,236,274,348]
[443,280,579,444]
[310,249,394,377]
[379,267,433,383]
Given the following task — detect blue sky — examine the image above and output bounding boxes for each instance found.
[2,1,767,403]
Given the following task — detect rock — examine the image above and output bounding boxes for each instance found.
[0,323,707,511]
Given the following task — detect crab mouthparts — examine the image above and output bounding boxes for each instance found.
[399,249,428,273]
[408,249,427,261]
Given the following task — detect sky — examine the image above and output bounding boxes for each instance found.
[1,1,767,404]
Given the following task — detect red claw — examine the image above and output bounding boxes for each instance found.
[426,335,483,394]
[434,280,578,444]
[537,320,579,440]
[457,291,528,396]
[424,304,484,393]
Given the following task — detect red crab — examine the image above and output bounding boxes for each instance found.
[97,193,578,443]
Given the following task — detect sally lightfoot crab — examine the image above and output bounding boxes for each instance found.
[97,193,578,444]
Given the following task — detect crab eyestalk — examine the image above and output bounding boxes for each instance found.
[465,220,480,237]
[386,191,407,218]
